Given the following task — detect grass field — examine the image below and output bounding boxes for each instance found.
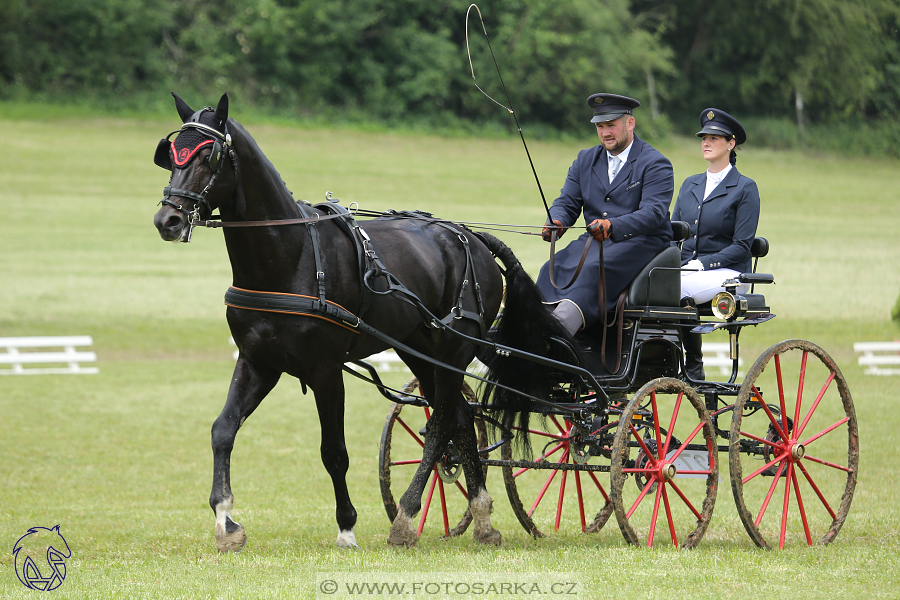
[1,103,899,599]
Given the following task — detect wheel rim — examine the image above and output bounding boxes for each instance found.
[378,377,486,538]
[610,378,718,548]
[730,340,858,549]
[502,412,614,538]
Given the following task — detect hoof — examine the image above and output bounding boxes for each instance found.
[387,508,418,548]
[336,529,359,549]
[215,517,248,553]
[474,527,502,547]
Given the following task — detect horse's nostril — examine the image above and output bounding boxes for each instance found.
[166,216,183,229]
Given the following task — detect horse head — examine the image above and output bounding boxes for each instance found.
[153,92,236,242]
[12,525,72,591]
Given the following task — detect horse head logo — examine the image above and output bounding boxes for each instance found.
[12,525,72,591]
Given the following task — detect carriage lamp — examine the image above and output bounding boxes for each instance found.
[711,279,748,321]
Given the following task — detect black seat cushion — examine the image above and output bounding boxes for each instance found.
[626,246,682,307]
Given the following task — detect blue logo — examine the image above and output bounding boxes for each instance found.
[12,525,72,591]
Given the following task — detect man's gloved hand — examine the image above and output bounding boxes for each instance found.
[682,259,704,276]
[541,219,565,242]
[586,219,612,241]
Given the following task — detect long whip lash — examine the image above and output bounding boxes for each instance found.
[466,4,552,224]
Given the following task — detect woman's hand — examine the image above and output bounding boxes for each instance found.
[541,219,565,242]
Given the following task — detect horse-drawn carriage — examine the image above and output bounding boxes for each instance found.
[152,94,857,552]
[365,225,857,550]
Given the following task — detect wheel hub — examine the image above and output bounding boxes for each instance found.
[790,443,805,461]
[660,463,677,481]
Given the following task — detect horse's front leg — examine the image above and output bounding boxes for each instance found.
[308,366,358,549]
[210,356,280,553]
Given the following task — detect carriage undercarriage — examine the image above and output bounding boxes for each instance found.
[367,236,858,550]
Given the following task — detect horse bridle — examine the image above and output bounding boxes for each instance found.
[154,110,237,242]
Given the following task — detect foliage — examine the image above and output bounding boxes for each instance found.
[893,289,900,329]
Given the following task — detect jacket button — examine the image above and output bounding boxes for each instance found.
[605,197,611,202]
[601,212,608,217]
[694,220,698,224]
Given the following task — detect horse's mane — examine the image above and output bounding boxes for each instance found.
[227,119,296,201]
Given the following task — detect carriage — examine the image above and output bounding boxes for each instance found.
[151,93,857,552]
[363,226,857,550]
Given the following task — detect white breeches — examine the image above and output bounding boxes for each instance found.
[681,268,749,304]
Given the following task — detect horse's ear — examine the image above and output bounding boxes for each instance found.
[172,92,194,123]
[214,93,229,127]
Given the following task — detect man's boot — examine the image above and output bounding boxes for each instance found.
[682,330,705,381]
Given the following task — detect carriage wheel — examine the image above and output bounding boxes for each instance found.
[729,340,858,549]
[501,412,614,538]
[378,377,488,538]
[610,378,718,548]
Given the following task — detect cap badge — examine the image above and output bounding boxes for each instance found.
[707,111,715,121]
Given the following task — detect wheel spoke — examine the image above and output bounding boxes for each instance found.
[738,429,780,448]
[647,480,663,547]
[454,478,469,500]
[513,441,566,478]
[794,351,809,430]
[650,390,663,457]
[752,386,788,441]
[796,372,835,439]
[528,464,560,517]
[791,467,813,545]
[666,421,706,464]
[555,451,570,531]
[437,474,450,537]
[779,461,794,549]
[626,476,656,519]
[662,391,684,456]
[774,354,786,420]
[801,417,850,447]
[550,415,568,435]
[754,461,786,526]
[802,453,852,473]
[395,416,425,448]
[796,461,837,520]
[418,468,439,536]
[668,479,703,520]
[587,471,611,502]
[575,471,587,532]
[629,424,657,461]
[391,459,423,466]
[743,450,790,484]
[662,484,679,547]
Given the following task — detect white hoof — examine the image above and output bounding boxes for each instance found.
[336,529,359,549]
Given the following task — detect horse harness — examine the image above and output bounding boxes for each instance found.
[222,204,491,342]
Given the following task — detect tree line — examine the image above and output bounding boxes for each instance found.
[2,0,898,147]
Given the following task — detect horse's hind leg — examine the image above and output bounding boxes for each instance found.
[453,397,502,546]
[387,369,456,548]
[210,357,280,553]
[308,367,359,549]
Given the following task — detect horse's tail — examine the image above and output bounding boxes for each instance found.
[474,232,583,457]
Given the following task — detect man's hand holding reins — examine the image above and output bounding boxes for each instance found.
[541,219,566,242]
[586,219,612,241]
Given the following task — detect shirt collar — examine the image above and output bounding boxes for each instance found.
[608,139,634,165]
[706,163,732,184]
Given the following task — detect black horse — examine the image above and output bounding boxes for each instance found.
[152,93,574,550]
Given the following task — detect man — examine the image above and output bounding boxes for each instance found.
[536,93,674,336]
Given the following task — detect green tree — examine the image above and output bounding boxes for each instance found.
[633,0,893,126]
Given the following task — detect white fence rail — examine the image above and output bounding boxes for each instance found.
[0,336,98,375]
[854,341,900,376]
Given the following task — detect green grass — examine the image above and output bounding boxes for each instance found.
[1,105,899,599]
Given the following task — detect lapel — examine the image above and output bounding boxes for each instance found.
[591,146,610,190]
[702,166,740,204]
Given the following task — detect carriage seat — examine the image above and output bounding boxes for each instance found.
[623,221,690,308]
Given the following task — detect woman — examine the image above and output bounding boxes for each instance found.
[672,108,760,380]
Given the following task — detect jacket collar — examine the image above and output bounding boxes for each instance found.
[594,135,645,191]
[691,165,740,203]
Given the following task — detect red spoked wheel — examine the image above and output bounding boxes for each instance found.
[501,411,614,538]
[730,339,858,549]
[610,378,718,548]
[378,377,487,538]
